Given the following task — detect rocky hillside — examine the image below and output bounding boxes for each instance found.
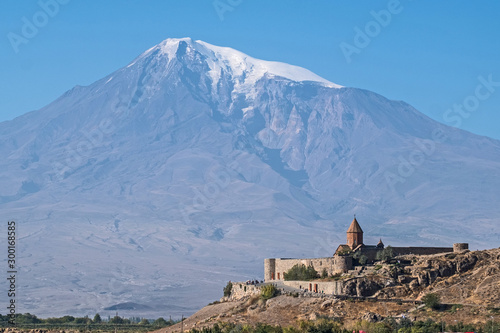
[373,247,500,306]
[155,248,500,333]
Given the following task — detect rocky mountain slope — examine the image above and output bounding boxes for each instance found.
[0,37,499,317]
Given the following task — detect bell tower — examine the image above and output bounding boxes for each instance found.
[346,215,363,249]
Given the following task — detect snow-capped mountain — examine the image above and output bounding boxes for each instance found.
[136,38,341,91]
[1,38,499,318]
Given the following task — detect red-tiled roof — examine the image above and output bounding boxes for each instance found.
[335,244,352,254]
[347,217,363,233]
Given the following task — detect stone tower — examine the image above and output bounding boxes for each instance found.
[453,243,469,252]
[346,216,363,249]
[264,258,276,281]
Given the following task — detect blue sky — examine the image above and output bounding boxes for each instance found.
[1,1,499,139]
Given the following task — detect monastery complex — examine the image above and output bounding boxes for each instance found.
[264,217,468,282]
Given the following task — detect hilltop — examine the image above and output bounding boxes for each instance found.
[157,247,500,332]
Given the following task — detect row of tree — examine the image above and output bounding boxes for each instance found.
[0,313,174,328]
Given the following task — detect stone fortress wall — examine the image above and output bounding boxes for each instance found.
[227,280,342,300]
[282,280,343,294]
[265,256,352,282]
[360,246,454,262]
[391,247,454,256]
[228,282,261,300]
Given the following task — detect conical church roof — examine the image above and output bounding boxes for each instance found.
[347,217,363,233]
[377,238,384,248]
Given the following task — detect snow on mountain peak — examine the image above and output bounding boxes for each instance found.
[194,39,342,87]
[136,38,342,94]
